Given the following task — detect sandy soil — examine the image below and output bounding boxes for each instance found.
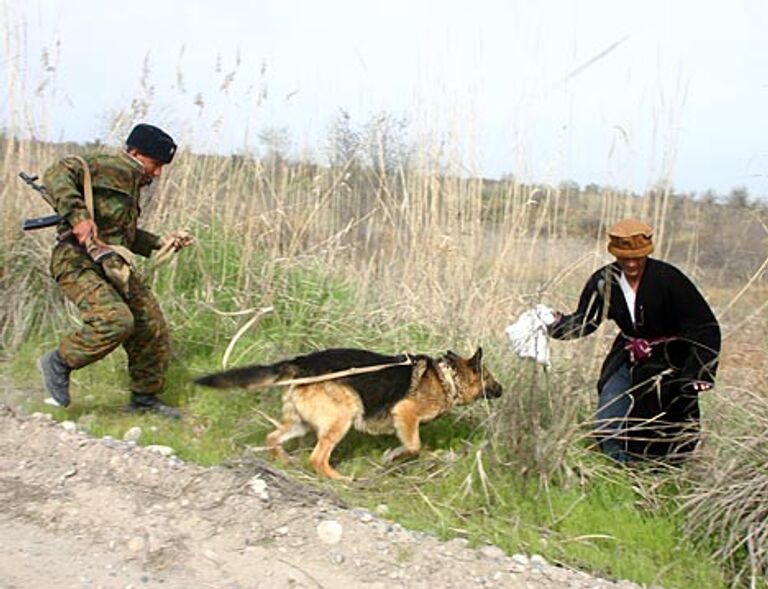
[0,381,647,589]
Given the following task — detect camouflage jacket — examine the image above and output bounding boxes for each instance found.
[43,151,162,257]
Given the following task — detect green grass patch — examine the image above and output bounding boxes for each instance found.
[333,446,726,589]
[0,231,728,589]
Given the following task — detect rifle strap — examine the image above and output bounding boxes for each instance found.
[72,156,95,223]
[70,156,135,296]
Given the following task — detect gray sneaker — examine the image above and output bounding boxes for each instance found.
[128,393,181,420]
[37,349,71,407]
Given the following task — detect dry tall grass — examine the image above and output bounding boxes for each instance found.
[2,23,768,587]
[683,387,768,588]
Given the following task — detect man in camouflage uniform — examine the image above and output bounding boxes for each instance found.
[37,123,192,419]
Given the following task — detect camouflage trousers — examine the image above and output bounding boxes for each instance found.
[51,242,170,396]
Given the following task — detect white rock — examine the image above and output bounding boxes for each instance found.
[60,420,77,432]
[317,520,343,545]
[530,554,548,568]
[480,544,506,560]
[448,537,469,549]
[375,504,390,516]
[127,537,145,553]
[248,475,270,500]
[123,426,142,442]
[145,445,174,457]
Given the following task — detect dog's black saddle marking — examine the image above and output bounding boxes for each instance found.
[279,348,431,417]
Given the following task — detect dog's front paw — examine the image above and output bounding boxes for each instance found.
[382,447,406,463]
[268,446,292,463]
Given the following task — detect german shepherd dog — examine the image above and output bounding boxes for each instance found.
[195,347,503,479]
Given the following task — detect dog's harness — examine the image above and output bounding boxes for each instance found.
[407,358,429,394]
[434,357,463,407]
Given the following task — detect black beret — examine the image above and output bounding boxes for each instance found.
[126,124,177,164]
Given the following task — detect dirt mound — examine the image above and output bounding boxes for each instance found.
[0,405,645,588]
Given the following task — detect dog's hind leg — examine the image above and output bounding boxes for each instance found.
[383,400,422,463]
[294,382,360,480]
[266,420,308,462]
[266,395,308,462]
[309,415,354,480]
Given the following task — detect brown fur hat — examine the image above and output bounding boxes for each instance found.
[607,219,654,258]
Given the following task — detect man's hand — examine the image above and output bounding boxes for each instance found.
[687,381,713,392]
[71,219,97,245]
[154,230,195,265]
[547,310,563,332]
[160,230,195,252]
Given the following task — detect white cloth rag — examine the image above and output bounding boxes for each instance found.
[504,304,557,367]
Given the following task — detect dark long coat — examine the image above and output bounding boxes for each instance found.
[549,258,721,459]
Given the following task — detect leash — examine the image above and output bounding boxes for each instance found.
[263,356,415,388]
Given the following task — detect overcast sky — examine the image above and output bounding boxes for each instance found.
[2,0,767,196]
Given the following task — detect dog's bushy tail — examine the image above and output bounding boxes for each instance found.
[194,362,290,390]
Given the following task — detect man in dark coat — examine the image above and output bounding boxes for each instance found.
[549,219,721,462]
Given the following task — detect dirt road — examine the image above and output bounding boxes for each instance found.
[0,401,645,589]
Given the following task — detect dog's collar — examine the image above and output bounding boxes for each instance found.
[408,358,429,394]
[435,357,462,406]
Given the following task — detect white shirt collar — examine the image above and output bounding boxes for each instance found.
[618,271,637,325]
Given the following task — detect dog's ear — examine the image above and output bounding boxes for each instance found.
[469,347,483,370]
[446,349,459,359]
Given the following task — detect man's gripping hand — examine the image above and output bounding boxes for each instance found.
[160,230,195,252]
[153,230,195,265]
[71,219,97,245]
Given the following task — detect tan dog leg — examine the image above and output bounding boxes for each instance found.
[266,398,307,461]
[294,382,362,480]
[383,400,422,463]
[310,416,353,480]
[266,421,308,461]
